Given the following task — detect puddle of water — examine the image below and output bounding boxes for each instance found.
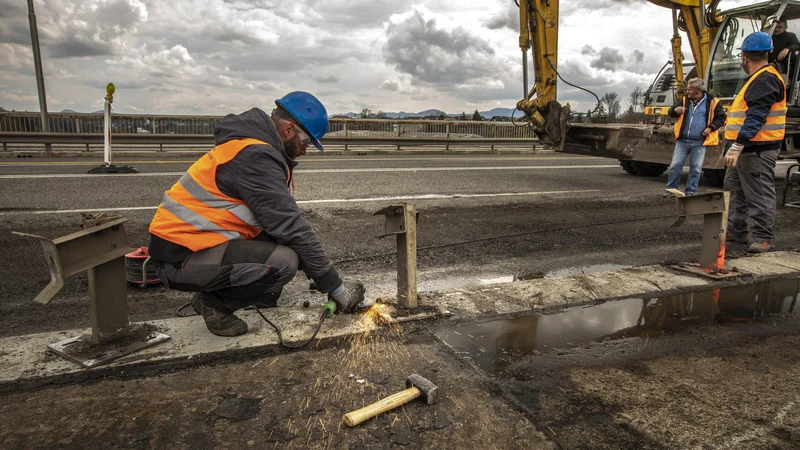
[543,264,632,278]
[435,279,800,374]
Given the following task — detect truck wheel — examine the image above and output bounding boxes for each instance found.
[631,161,668,177]
[619,160,637,175]
[703,168,726,187]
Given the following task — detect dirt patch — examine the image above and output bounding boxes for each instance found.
[493,318,800,449]
[0,324,554,450]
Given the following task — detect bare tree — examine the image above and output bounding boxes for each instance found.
[601,92,621,119]
[627,87,644,114]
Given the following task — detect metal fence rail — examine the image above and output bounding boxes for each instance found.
[0,111,537,139]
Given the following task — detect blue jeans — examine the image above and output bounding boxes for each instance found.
[666,139,707,195]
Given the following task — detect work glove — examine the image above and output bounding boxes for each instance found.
[328,279,366,313]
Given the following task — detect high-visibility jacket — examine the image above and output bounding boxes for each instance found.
[673,95,721,146]
[724,65,787,143]
[149,138,290,252]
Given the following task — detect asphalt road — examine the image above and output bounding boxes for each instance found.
[1,152,798,337]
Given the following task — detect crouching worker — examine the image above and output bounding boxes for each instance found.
[147,91,364,336]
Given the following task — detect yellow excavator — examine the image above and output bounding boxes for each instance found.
[515,0,800,184]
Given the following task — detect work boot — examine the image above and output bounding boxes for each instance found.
[748,241,772,254]
[725,231,749,244]
[191,292,248,337]
[662,191,674,198]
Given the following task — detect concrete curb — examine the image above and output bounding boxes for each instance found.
[1,251,798,392]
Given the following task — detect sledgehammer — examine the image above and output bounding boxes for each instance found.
[343,374,438,427]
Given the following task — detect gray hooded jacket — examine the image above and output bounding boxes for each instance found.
[149,108,342,293]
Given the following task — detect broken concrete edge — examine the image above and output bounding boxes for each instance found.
[419,251,800,323]
[1,251,798,393]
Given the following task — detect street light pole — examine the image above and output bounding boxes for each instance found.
[27,0,51,154]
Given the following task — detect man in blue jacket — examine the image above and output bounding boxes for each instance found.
[664,78,726,197]
[148,92,365,336]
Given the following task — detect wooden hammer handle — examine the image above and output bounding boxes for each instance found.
[343,386,421,427]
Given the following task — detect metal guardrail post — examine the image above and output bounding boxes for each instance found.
[344,121,349,151]
[445,123,451,152]
[668,189,740,278]
[12,214,170,367]
[396,122,402,151]
[374,203,419,308]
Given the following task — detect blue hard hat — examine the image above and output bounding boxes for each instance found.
[275,91,328,151]
[738,31,773,52]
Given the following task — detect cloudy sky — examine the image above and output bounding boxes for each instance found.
[0,0,753,116]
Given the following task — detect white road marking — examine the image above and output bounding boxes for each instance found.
[0,164,618,179]
[717,395,798,449]
[0,190,599,215]
[1,161,795,179]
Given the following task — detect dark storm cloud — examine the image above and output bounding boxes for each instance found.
[4,0,150,59]
[49,40,114,59]
[485,6,517,30]
[0,1,36,46]
[383,11,503,85]
[589,47,626,71]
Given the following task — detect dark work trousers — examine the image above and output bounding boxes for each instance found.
[723,149,779,243]
[155,237,299,312]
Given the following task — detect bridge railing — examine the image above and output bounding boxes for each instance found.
[0,111,537,139]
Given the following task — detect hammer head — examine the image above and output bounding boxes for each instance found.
[406,374,437,405]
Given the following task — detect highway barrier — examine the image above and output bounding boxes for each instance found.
[0,112,539,155]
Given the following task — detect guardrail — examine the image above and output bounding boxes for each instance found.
[0,111,537,138]
[0,112,539,154]
[0,133,538,154]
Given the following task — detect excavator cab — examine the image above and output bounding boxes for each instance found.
[707,0,800,161]
[707,0,800,110]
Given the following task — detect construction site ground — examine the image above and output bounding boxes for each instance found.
[1,153,799,449]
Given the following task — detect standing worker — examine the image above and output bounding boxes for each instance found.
[664,78,726,197]
[723,32,787,254]
[147,92,365,336]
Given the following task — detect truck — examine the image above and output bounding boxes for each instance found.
[644,62,697,124]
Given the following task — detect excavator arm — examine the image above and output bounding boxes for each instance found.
[516,0,569,149]
[515,0,721,149]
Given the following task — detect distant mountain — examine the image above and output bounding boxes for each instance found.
[60,109,78,113]
[415,109,446,117]
[332,107,523,119]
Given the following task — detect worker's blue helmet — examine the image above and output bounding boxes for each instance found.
[275,91,328,151]
[738,31,774,52]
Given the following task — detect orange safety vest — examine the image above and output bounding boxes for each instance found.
[673,95,721,146]
[724,64,787,143]
[149,138,290,252]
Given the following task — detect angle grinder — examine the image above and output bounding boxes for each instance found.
[323,296,376,318]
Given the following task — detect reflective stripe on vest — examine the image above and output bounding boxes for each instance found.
[149,138,290,252]
[673,95,721,147]
[723,65,787,143]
